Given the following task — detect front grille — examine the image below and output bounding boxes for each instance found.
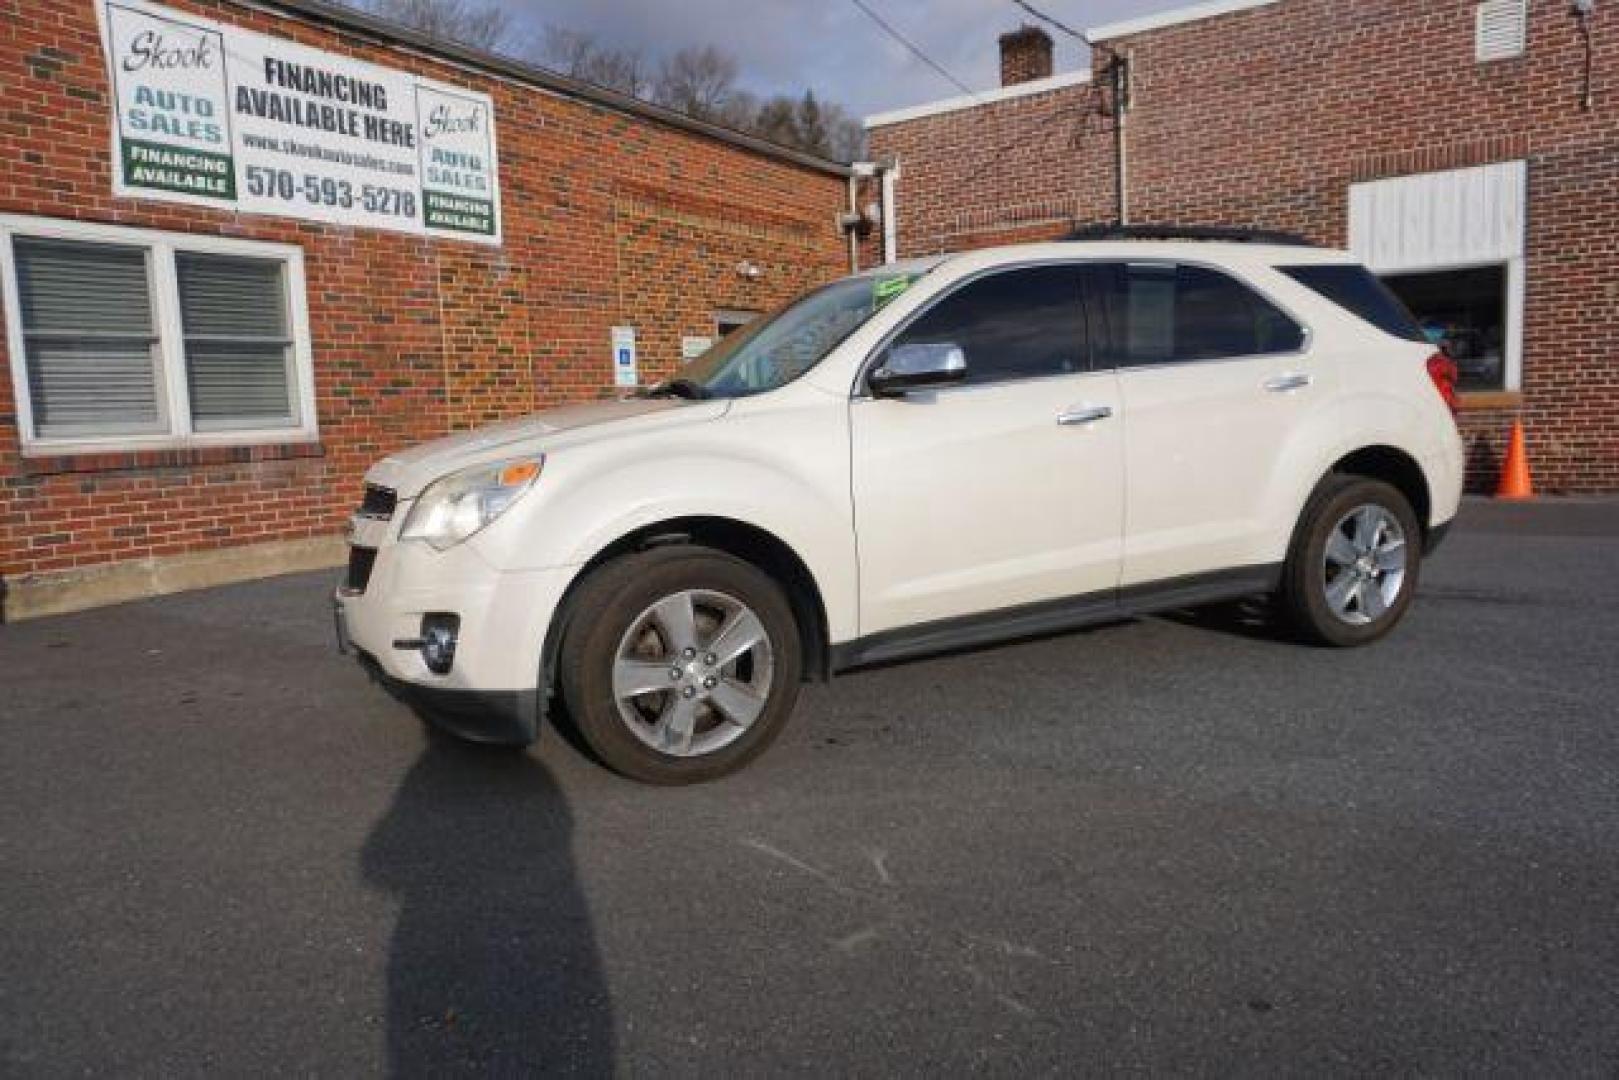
[345,546,378,594]
[358,484,397,520]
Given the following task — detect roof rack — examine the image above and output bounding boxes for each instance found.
[1065,224,1315,247]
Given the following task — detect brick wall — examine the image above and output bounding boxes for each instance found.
[870,0,1618,492]
[871,79,1111,256]
[0,0,851,587]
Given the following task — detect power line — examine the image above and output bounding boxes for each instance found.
[1008,0,1085,41]
[849,0,979,98]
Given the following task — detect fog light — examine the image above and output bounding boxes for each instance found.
[419,613,460,675]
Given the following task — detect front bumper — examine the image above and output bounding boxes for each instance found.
[334,521,578,747]
[336,623,540,745]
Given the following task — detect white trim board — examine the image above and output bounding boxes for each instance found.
[864,71,1091,129]
[1348,161,1527,272]
[1086,0,1280,43]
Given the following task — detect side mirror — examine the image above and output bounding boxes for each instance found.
[869,343,968,397]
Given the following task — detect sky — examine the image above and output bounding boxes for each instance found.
[499,0,1187,119]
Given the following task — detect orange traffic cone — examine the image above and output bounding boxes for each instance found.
[1496,419,1534,500]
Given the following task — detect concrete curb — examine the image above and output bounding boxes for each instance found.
[2,535,346,622]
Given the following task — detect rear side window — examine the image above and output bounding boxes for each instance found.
[1279,264,1428,343]
[892,265,1087,384]
[1084,263,1306,367]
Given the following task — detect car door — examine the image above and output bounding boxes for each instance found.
[1081,260,1320,587]
[850,263,1124,635]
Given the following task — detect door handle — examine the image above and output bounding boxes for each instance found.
[1057,405,1113,426]
[1263,372,1312,393]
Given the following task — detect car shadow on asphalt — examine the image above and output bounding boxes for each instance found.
[1157,596,1296,643]
[361,727,614,1076]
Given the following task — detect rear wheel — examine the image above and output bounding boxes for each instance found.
[558,547,802,784]
[1280,475,1421,647]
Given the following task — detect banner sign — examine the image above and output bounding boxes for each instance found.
[94,0,502,244]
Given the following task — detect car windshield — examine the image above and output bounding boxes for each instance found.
[656,270,925,399]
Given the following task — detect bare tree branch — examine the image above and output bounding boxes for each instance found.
[537,26,648,98]
[361,6,863,162]
[653,46,739,122]
[367,0,510,52]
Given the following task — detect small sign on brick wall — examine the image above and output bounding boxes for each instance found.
[681,336,713,363]
[611,326,639,387]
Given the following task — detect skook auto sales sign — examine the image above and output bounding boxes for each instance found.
[95,0,502,244]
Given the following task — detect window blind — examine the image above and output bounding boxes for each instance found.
[14,238,163,438]
[176,253,295,432]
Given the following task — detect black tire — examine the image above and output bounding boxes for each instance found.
[1279,474,1422,648]
[558,546,803,784]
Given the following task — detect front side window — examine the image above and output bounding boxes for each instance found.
[887,265,1087,384]
[3,220,314,451]
[1086,262,1306,367]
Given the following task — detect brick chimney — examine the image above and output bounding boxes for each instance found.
[999,25,1054,87]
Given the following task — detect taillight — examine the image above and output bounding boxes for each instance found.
[1426,351,1459,415]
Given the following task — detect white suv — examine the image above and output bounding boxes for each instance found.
[335,232,1464,783]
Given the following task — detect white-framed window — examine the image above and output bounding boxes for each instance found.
[0,215,317,455]
[1476,0,1528,62]
[1348,160,1528,394]
[715,309,760,338]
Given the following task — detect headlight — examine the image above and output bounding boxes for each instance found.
[400,456,543,551]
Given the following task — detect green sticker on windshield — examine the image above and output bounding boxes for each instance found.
[873,275,912,308]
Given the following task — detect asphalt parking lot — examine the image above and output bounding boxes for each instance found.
[3,498,1618,1075]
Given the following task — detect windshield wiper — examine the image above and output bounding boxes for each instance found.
[645,378,713,400]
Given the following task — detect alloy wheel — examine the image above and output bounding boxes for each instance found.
[1322,503,1408,626]
[611,589,775,757]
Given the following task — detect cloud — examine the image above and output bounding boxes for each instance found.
[498,0,1182,118]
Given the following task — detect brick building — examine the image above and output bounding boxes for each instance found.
[866,0,1617,494]
[0,0,859,618]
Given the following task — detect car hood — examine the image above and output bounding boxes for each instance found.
[365,397,727,497]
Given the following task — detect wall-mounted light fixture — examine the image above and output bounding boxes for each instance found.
[735,260,762,280]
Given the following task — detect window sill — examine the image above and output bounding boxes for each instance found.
[1457,390,1523,412]
[19,440,326,477]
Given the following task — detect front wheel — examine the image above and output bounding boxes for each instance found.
[1279,476,1422,647]
[558,547,802,784]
